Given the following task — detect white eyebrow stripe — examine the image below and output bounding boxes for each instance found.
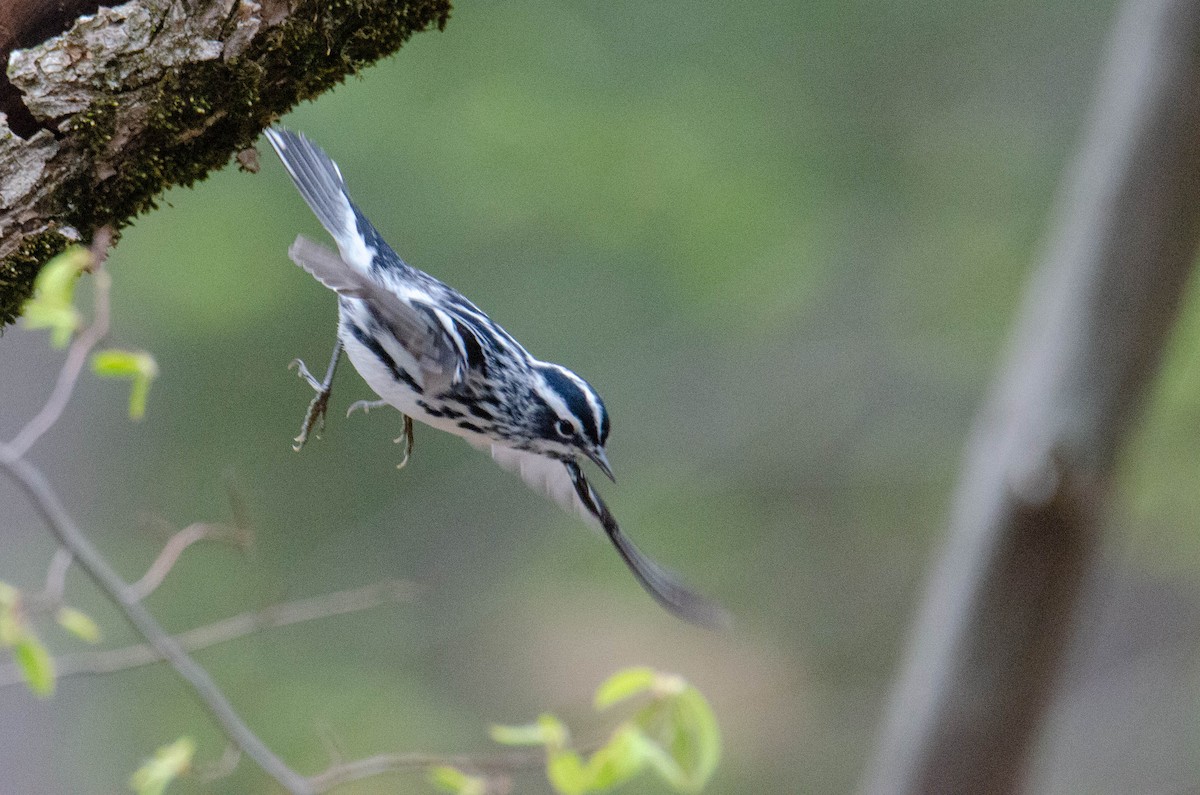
[580,377,605,440]
[565,367,605,441]
[536,365,573,421]
[536,362,605,443]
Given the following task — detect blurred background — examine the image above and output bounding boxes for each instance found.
[4,0,1200,791]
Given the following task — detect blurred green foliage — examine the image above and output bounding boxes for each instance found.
[92,349,158,420]
[0,580,100,698]
[0,582,56,697]
[22,247,91,348]
[487,667,719,794]
[428,765,486,795]
[129,737,195,795]
[17,0,1200,792]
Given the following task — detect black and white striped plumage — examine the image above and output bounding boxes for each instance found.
[264,128,725,628]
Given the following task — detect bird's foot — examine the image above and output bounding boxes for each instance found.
[395,415,415,470]
[291,374,331,451]
[289,340,343,452]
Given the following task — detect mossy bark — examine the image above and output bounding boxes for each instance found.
[0,0,451,326]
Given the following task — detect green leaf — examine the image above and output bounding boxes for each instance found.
[428,765,487,795]
[490,713,568,748]
[129,737,195,795]
[56,606,101,643]
[593,666,658,709]
[581,724,653,790]
[546,749,590,795]
[92,349,159,419]
[493,670,721,794]
[0,583,20,647]
[35,247,91,298]
[628,728,688,789]
[651,671,688,697]
[636,684,721,792]
[13,633,55,697]
[0,602,20,647]
[23,246,91,347]
[23,304,81,348]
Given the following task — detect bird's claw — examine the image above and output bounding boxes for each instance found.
[346,399,388,418]
[289,341,343,452]
[395,415,415,470]
[289,358,323,391]
[292,389,331,452]
[345,401,414,469]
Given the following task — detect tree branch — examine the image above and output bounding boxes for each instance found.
[125,522,238,601]
[0,0,451,326]
[40,547,74,604]
[862,0,1200,791]
[7,227,113,459]
[0,579,417,687]
[308,749,546,793]
[1,242,316,789]
[2,237,460,793]
[0,446,316,793]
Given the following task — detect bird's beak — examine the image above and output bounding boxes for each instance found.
[586,447,616,482]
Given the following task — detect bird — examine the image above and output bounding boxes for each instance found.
[263,127,726,628]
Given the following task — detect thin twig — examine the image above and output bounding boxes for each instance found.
[1,230,320,788]
[197,743,243,783]
[30,520,241,615]
[317,722,349,768]
[85,227,115,271]
[0,580,417,687]
[7,230,113,459]
[41,547,73,604]
[0,449,316,793]
[0,230,312,792]
[2,227,468,794]
[307,748,546,792]
[126,523,232,601]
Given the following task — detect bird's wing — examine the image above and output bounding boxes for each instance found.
[478,441,730,629]
[268,128,506,389]
[484,442,603,527]
[287,235,458,379]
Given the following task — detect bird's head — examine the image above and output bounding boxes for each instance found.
[527,362,614,480]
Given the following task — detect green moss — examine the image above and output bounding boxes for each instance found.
[2,0,452,327]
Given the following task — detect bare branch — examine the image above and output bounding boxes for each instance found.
[0,218,437,794]
[7,229,113,459]
[36,510,241,612]
[40,547,73,604]
[84,226,114,271]
[0,449,316,793]
[0,220,322,787]
[197,743,243,784]
[126,522,236,602]
[308,749,544,793]
[0,580,417,687]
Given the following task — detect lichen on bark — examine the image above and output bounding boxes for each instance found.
[0,0,451,326]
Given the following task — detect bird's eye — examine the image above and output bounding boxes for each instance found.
[555,419,575,438]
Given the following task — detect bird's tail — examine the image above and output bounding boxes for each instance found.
[263,127,376,274]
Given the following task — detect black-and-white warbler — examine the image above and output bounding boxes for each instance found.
[264,128,726,628]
